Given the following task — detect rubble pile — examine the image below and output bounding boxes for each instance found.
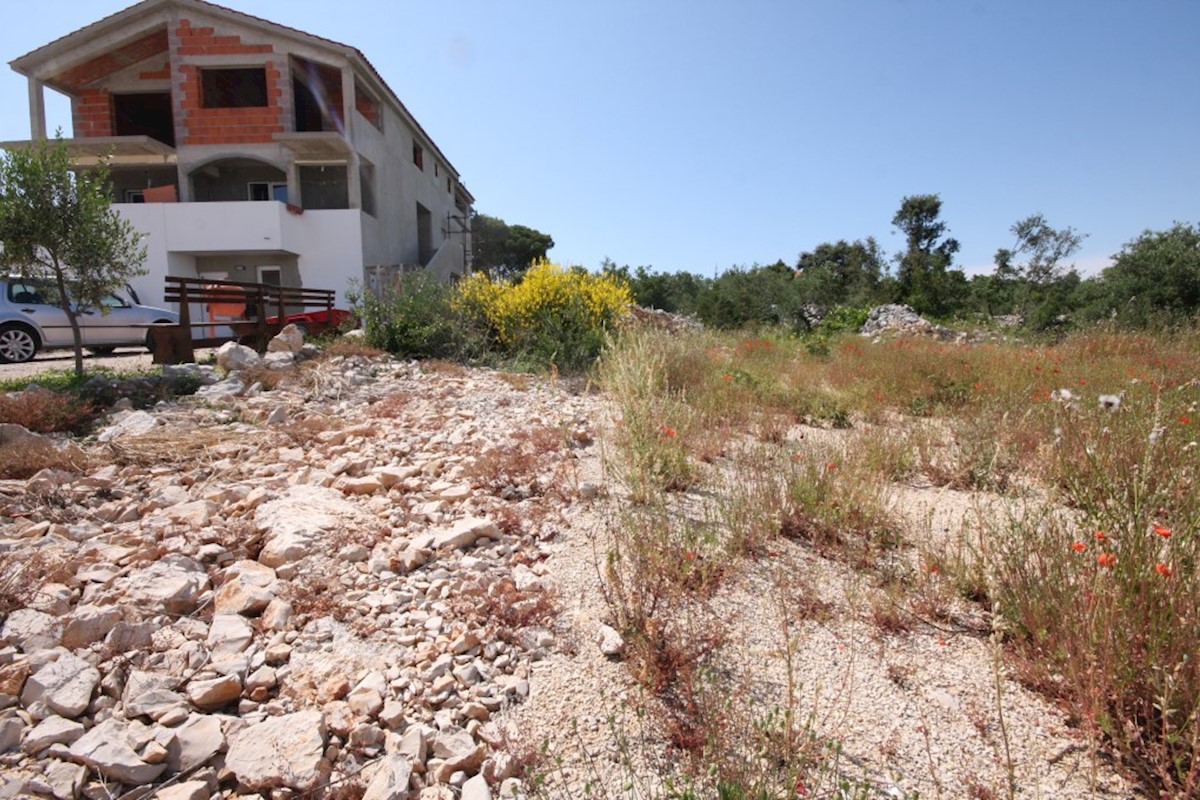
[1,329,600,799]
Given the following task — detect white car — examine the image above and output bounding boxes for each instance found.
[0,277,179,364]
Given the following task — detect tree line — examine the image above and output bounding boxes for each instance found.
[446,201,1199,333]
[596,195,1200,332]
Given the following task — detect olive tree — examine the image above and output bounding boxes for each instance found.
[0,135,146,376]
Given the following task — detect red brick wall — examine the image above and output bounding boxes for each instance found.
[355,91,380,128]
[72,89,113,137]
[56,30,169,88]
[175,19,284,146]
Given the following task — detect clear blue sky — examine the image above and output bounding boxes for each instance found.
[2,0,1198,277]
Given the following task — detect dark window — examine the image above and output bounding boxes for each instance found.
[299,165,349,210]
[202,68,268,108]
[360,163,376,217]
[112,92,175,147]
[412,142,424,170]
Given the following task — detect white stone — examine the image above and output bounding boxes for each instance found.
[61,605,122,650]
[207,614,255,658]
[363,755,414,800]
[1,608,63,652]
[596,623,625,657]
[268,323,305,354]
[186,674,242,710]
[216,341,262,372]
[118,555,210,615]
[22,715,85,753]
[432,517,500,551]
[21,653,99,719]
[167,713,225,773]
[461,774,492,800]
[225,709,328,791]
[96,410,159,443]
[155,781,210,800]
[69,718,166,785]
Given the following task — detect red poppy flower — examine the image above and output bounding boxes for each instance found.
[659,424,677,439]
[1097,552,1117,568]
[1153,524,1172,539]
[1155,563,1172,578]
[1093,530,1107,541]
[1071,542,1087,553]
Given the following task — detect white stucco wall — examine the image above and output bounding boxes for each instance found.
[115,202,364,308]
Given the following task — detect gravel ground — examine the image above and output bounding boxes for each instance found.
[0,346,219,381]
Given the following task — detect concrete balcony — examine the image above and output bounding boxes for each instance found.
[115,201,361,256]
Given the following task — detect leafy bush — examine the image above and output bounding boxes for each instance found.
[454,259,632,371]
[352,273,480,360]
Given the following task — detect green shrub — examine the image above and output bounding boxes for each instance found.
[352,273,481,360]
[454,260,632,372]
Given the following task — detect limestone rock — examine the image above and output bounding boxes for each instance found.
[21,653,100,719]
[118,555,210,615]
[0,716,21,753]
[255,485,374,567]
[156,781,211,800]
[62,605,122,650]
[268,324,305,354]
[362,754,413,800]
[596,623,625,657]
[2,608,63,652]
[23,715,85,753]
[461,774,492,800]
[225,709,328,791]
[96,410,159,443]
[213,560,277,616]
[42,760,87,800]
[432,517,500,551]
[167,713,226,772]
[186,674,242,711]
[216,341,262,372]
[206,614,255,658]
[69,718,166,785]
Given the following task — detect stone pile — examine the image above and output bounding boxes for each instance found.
[1,331,600,799]
[859,304,962,342]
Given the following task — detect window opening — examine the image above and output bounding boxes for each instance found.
[248,182,288,202]
[112,92,175,147]
[202,68,267,108]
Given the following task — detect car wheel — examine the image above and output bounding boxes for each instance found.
[88,347,116,356]
[0,324,40,364]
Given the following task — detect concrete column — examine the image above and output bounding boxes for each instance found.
[340,66,360,210]
[28,78,47,139]
[176,163,191,202]
[286,160,300,206]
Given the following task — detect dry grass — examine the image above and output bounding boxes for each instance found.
[0,389,96,434]
[104,427,250,467]
[0,438,92,479]
[595,324,1200,797]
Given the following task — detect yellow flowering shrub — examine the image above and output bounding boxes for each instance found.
[453,259,633,369]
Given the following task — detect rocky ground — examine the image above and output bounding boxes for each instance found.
[0,329,1136,799]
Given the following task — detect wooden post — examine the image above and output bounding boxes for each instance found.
[176,281,195,363]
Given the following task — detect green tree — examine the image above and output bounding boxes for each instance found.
[470,212,554,279]
[892,194,963,317]
[0,135,146,377]
[991,213,1086,323]
[1099,222,1200,326]
[794,237,887,311]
